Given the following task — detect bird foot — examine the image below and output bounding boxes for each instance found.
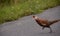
[49,30,52,33]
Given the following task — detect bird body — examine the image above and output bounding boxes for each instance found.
[33,16,60,33]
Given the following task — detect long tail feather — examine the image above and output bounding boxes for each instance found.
[49,19,60,25]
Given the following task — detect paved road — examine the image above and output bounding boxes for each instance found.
[0,6,60,36]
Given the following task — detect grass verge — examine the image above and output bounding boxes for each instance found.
[0,0,60,24]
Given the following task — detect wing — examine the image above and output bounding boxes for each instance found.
[37,18,49,26]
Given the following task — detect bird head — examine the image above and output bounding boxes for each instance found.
[33,15,35,18]
[32,15,38,19]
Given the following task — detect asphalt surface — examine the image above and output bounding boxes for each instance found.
[0,6,60,36]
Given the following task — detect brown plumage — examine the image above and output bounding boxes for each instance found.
[32,16,60,33]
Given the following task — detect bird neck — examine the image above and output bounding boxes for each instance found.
[34,16,38,19]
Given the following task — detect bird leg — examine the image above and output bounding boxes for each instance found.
[48,27,52,33]
[42,27,44,30]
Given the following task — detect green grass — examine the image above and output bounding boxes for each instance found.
[0,0,60,24]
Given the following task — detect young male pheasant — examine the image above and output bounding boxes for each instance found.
[32,15,60,33]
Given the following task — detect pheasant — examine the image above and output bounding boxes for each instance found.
[32,15,60,33]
